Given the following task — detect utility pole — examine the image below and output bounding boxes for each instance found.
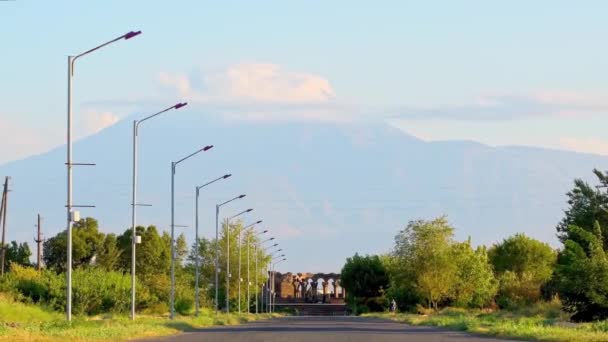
[34,214,43,272]
[0,177,9,276]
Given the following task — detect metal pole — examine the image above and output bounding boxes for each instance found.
[247,232,250,313]
[0,178,8,276]
[170,162,176,319]
[194,187,200,316]
[254,243,258,314]
[130,120,137,320]
[36,214,42,272]
[226,218,230,313]
[214,205,219,312]
[66,56,73,322]
[238,227,242,313]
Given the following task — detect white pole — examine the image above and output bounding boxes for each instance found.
[66,56,73,322]
[195,187,200,316]
[130,120,138,320]
[255,244,258,314]
[215,205,219,312]
[247,233,250,313]
[226,218,230,313]
[170,162,175,319]
[238,227,242,313]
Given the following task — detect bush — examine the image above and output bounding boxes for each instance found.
[175,297,193,315]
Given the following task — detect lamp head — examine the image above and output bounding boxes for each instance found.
[238,194,246,199]
[174,102,188,109]
[223,174,232,179]
[246,208,253,213]
[256,220,262,224]
[124,31,142,40]
[263,230,268,233]
[203,145,213,151]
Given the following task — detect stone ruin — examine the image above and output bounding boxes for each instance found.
[272,272,346,304]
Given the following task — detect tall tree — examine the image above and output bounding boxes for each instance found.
[96,233,121,271]
[394,217,457,310]
[451,240,498,308]
[489,234,556,306]
[3,241,32,271]
[557,169,608,249]
[116,225,171,276]
[43,217,104,271]
[555,222,608,321]
[340,253,389,313]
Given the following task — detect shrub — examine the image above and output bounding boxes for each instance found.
[175,297,193,315]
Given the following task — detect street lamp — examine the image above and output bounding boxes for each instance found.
[130,102,187,320]
[263,243,280,313]
[225,208,253,313]
[268,250,283,313]
[255,237,274,313]
[271,257,287,313]
[214,194,246,312]
[66,30,141,322]
[194,174,231,316]
[238,220,262,313]
[170,145,214,319]
[245,228,266,313]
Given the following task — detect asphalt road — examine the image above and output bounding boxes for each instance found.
[142,316,514,342]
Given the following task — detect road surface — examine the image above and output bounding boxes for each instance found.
[141,316,514,342]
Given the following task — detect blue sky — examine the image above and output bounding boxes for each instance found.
[2,1,608,271]
[2,1,608,162]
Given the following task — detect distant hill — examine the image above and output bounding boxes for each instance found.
[1,111,607,272]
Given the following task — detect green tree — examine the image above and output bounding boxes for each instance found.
[340,253,389,314]
[488,234,556,306]
[116,225,171,276]
[450,240,498,308]
[3,241,32,271]
[555,222,608,321]
[95,234,121,271]
[43,217,104,271]
[557,169,608,249]
[394,217,457,311]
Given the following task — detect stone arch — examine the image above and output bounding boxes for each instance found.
[316,278,325,295]
[327,278,336,297]
[335,279,343,299]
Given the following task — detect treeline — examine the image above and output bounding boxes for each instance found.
[0,218,272,315]
[342,169,608,322]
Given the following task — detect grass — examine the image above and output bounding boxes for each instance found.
[0,295,278,341]
[365,302,608,342]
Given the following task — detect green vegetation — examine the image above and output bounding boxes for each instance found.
[0,293,276,341]
[0,217,276,341]
[340,254,389,313]
[366,303,608,342]
[341,169,608,340]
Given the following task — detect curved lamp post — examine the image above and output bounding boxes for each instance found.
[245,228,266,313]
[170,145,214,319]
[214,194,246,312]
[238,220,262,313]
[224,208,253,313]
[271,257,287,313]
[194,174,231,316]
[130,102,187,320]
[66,30,141,322]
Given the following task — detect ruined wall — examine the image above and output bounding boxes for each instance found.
[272,272,346,303]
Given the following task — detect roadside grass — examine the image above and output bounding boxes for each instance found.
[365,302,608,342]
[0,295,277,341]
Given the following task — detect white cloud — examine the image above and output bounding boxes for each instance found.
[393,91,608,121]
[559,137,608,156]
[159,63,335,104]
[79,110,120,137]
